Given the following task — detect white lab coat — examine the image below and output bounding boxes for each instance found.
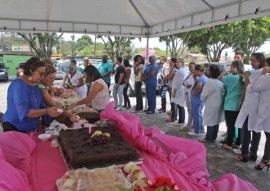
[68,71,88,98]
[201,78,224,126]
[171,67,188,106]
[235,69,263,130]
[251,73,270,133]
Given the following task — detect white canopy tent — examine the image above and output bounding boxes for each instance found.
[0,0,270,38]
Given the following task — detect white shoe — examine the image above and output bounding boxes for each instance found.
[232,148,241,155]
[188,131,201,136]
[115,107,122,111]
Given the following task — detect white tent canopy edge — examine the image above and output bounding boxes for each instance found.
[0,0,269,37]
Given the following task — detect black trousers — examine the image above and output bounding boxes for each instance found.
[135,81,143,110]
[225,110,240,146]
[177,105,185,124]
[205,124,219,142]
[241,117,261,156]
[123,84,131,107]
[262,132,270,161]
[2,122,27,133]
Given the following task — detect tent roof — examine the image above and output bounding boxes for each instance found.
[0,0,270,37]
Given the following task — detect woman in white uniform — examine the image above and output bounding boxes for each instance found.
[66,62,87,98]
[251,58,270,170]
[235,53,265,162]
[169,58,187,125]
[199,65,224,142]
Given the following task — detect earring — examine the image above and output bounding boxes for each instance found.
[28,76,32,81]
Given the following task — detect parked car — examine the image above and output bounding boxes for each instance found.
[0,62,9,82]
[203,62,229,75]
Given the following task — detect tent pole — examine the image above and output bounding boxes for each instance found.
[144,37,149,110]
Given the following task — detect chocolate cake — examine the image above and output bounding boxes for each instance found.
[58,121,140,169]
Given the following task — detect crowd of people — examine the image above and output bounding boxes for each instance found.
[109,50,270,171]
[1,50,270,172]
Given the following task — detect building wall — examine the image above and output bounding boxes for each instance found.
[3,55,31,77]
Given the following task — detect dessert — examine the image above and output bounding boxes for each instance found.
[56,166,133,191]
[57,120,140,169]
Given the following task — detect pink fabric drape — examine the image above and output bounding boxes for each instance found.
[100,102,257,191]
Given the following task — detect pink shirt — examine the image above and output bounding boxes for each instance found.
[91,78,110,111]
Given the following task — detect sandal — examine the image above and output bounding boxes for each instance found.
[198,138,209,143]
[248,153,257,162]
[255,160,270,171]
[222,144,232,150]
[166,118,175,122]
[180,127,191,132]
[236,155,248,163]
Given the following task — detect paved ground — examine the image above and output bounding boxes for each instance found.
[0,80,269,190]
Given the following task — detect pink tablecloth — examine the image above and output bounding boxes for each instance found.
[30,135,67,191]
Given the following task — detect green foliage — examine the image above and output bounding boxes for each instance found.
[75,35,93,52]
[232,16,270,63]
[159,32,191,58]
[97,36,135,62]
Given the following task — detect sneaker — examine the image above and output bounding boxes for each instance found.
[232,148,242,155]
[115,107,122,111]
[188,132,201,136]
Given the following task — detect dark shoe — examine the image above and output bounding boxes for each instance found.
[255,160,270,171]
[146,111,154,114]
[166,118,175,122]
[126,106,131,109]
[122,105,127,109]
[159,110,166,113]
[232,144,241,149]
[219,140,226,144]
[157,108,162,111]
[144,109,150,112]
[248,153,257,162]
[236,155,248,163]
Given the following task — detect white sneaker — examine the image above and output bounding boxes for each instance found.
[115,107,122,111]
[188,131,201,136]
[232,148,241,155]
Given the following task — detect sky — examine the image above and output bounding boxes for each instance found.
[62,33,270,58]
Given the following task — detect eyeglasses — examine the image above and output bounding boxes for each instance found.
[34,70,45,78]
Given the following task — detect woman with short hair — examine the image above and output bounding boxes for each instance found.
[199,65,224,142]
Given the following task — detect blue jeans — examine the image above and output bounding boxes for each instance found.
[113,84,124,107]
[159,85,167,111]
[205,124,219,142]
[191,103,204,134]
[145,83,156,113]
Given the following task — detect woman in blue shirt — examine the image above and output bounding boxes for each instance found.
[188,65,208,136]
[3,57,61,133]
[143,55,158,114]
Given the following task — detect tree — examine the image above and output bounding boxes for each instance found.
[232,16,270,63]
[75,35,93,52]
[183,23,242,62]
[159,33,191,58]
[17,33,63,58]
[97,36,134,62]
